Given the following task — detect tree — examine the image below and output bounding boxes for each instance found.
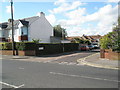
[100,34,112,49]
[100,17,120,52]
[72,38,91,45]
[53,25,67,39]
[72,38,84,43]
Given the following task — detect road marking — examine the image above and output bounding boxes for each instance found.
[49,72,120,83]
[19,67,24,70]
[67,62,76,65]
[0,81,24,88]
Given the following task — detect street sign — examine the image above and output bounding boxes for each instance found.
[39,47,44,50]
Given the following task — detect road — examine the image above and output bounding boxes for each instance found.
[1,51,119,88]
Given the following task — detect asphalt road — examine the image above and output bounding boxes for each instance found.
[1,57,119,88]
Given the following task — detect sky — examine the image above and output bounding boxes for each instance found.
[0,0,119,36]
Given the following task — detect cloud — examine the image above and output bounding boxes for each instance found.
[6,5,14,14]
[49,1,86,14]
[6,6,11,13]
[47,0,118,36]
[107,0,119,2]
[54,0,66,5]
[59,4,118,36]
[46,14,56,25]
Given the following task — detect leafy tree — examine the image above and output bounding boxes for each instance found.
[100,34,112,49]
[84,40,91,45]
[72,38,84,43]
[53,25,67,39]
[72,38,91,45]
[100,17,120,52]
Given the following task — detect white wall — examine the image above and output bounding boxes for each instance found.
[29,13,53,43]
[14,22,22,42]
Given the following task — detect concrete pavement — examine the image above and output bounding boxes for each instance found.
[77,53,119,70]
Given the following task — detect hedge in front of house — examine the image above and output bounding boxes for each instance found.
[36,43,79,55]
[36,43,63,55]
[64,43,79,52]
[0,42,12,50]
[16,42,36,50]
[0,42,36,50]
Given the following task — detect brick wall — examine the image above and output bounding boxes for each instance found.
[0,50,35,56]
[100,49,120,60]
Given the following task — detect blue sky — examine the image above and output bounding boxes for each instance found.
[0,0,119,36]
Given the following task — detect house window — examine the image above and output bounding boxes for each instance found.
[21,27,28,35]
[0,30,5,37]
[8,30,12,38]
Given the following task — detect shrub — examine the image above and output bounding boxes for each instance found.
[16,42,36,50]
[0,42,12,50]
[16,42,26,50]
[100,30,120,52]
[0,42,36,50]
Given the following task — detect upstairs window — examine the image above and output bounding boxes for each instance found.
[21,26,28,35]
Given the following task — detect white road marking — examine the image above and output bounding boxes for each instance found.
[19,67,24,70]
[67,62,76,65]
[0,81,24,88]
[49,72,120,83]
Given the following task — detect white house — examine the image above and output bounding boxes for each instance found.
[0,12,53,43]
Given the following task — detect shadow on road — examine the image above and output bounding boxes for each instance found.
[37,49,100,58]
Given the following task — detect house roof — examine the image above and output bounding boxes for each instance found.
[0,23,8,29]
[19,20,29,26]
[0,16,39,30]
[67,35,102,42]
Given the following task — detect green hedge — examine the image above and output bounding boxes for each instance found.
[0,42,12,50]
[0,42,36,50]
[36,43,79,55]
[0,42,79,55]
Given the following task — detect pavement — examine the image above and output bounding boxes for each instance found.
[77,53,119,70]
[0,51,119,70]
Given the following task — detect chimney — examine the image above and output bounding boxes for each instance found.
[38,12,45,17]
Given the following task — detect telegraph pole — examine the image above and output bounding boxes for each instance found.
[62,29,64,52]
[10,0,15,55]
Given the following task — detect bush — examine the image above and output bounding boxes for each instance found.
[100,30,120,52]
[0,42,12,50]
[16,42,26,50]
[16,42,36,50]
[0,42,36,50]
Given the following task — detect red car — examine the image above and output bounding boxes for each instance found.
[80,45,90,51]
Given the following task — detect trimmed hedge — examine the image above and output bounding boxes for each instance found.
[0,42,12,50]
[16,42,36,50]
[64,43,79,52]
[36,43,63,55]
[36,43,79,55]
[0,42,36,50]
[0,42,79,55]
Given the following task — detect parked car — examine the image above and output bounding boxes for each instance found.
[88,45,94,50]
[93,44,99,49]
[80,45,90,51]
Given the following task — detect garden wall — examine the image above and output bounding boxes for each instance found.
[0,50,35,56]
[100,49,120,60]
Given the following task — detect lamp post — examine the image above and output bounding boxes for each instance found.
[10,0,15,55]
